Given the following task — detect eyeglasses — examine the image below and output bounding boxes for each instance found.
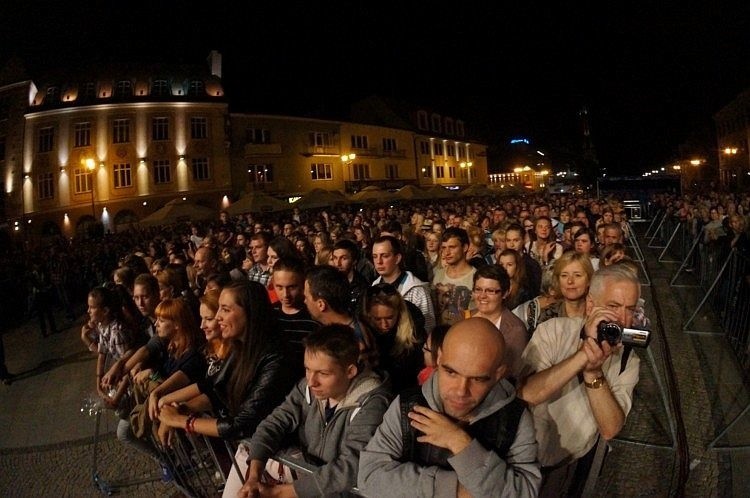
[472,287,503,296]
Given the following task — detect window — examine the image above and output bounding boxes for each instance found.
[38,127,54,153]
[423,166,431,178]
[433,142,444,156]
[420,141,430,155]
[113,163,132,188]
[37,173,54,199]
[445,118,454,135]
[74,122,91,148]
[446,144,455,157]
[46,86,60,104]
[152,80,169,96]
[457,147,465,159]
[417,111,428,130]
[456,120,465,137]
[431,114,442,133]
[113,119,130,144]
[383,137,397,151]
[115,81,132,98]
[309,132,333,147]
[351,135,368,149]
[436,165,445,178]
[188,80,204,96]
[246,128,271,144]
[386,164,399,179]
[248,164,274,183]
[192,158,210,181]
[311,163,332,181]
[153,160,171,184]
[352,163,370,180]
[81,82,96,100]
[152,117,169,141]
[74,168,93,193]
[190,117,208,139]
[449,166,456,178]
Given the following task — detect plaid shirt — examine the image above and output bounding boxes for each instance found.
[247,264,272,287]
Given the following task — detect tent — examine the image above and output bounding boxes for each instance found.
[422,185,456,200]
[139,198,217,227]
[226,191,290,215]
[292,188,348,210]
[392,184,430,201]
[348,185,395,204]
[459,183,496,197]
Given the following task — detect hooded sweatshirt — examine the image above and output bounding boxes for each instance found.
[244,370,392,498]
[358,374,541,498]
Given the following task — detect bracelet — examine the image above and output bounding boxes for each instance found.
[185,414,196,434]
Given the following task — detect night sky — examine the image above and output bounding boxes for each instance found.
[3,2,750,176]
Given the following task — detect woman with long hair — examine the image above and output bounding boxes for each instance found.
[524,216,563,269]
[497,248,533,311]
[573,227,601,271]
[535,251,594,327]
[359,282,425,392]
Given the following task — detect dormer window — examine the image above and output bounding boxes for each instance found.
[431,114,442,133]
[417,110,428,130]
[46,86,60,104]
[81,82,96,100]
[445,118,454,135]
[152,79,169,96]
[115,80,132,98]
[456,120,465,137]
[188,80,204,96]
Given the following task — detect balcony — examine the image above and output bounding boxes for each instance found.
[379,148,407,158]
[244,143,282,156]
[302,145,339,157]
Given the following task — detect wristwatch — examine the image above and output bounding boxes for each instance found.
[584,375,606,389]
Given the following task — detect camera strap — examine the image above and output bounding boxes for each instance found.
[619,346,632,375]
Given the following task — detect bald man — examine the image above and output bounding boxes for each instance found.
[359,317,541,498]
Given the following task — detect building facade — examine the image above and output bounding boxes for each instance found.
[714,89,750,190]
[1,53,488,239]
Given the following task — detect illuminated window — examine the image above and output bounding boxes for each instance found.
[74,168,93,194]
[113,163,132,188]
[74,122,91,148]
[153,160,171,184]
[311,163,332,181]
[248,164,274,183]
[113,119,130,144]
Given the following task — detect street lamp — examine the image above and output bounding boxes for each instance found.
[460,161,473,183]
[84,158,96,219]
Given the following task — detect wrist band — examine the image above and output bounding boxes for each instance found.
[185,414,196,434]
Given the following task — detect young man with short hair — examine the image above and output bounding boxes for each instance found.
[331,239,370,314]
[238,324,392,498]
[431,228,476,326]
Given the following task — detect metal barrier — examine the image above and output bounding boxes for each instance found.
[624,221,651,286]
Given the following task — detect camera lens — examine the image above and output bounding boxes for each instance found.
[597,321,622,346]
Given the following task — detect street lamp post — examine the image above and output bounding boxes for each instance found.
[460,161,473,184]
[85,158,96,219]
[341,153,356,191]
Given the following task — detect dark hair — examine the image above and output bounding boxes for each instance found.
[473,264,511,294]
[505,223,524,237]
[333,238,360,262]
[441,227,469,246]
[382,220,403,235]
[272,257,307,276]
[305,265,351,315]
[304,323,360,370]
[113,266,136,291]
[121,254,150,276]
[250,231,272,246]
[428,324,450,365]
[222,280,277,414]
[269,236,298,261]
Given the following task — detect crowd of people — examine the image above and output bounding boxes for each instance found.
[2,188,750,496]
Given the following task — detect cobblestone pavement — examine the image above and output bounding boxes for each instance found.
[2,223,748,497]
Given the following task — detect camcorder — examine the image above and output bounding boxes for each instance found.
[596,321,651,348]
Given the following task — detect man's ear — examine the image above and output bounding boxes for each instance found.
[346,363,358,380]
[436,347,443,366]
[585,294,594,315]
[495,363,509,381]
